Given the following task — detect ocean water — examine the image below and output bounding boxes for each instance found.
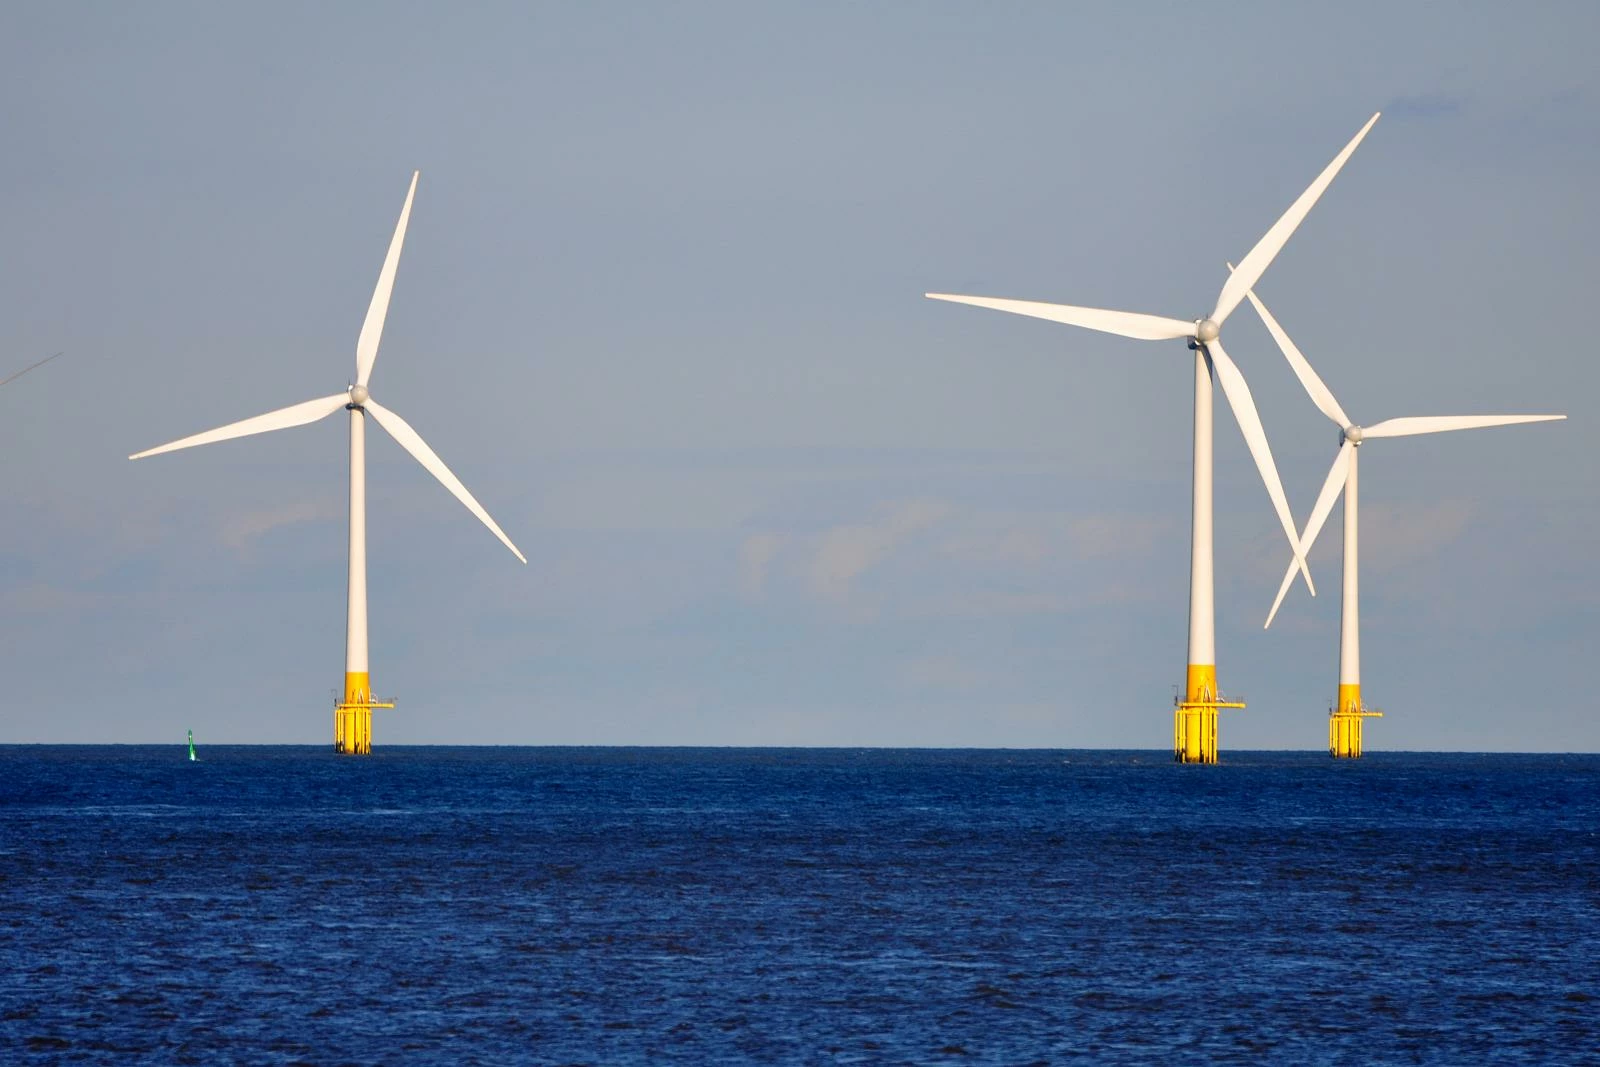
[0,747,1595,1064]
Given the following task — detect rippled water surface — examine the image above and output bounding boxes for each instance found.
[1,747,1596,1063]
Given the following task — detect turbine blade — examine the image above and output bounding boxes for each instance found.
[0,351,62,389]
[1265,441,1353,628]
[129,393,348,460]
[355,171,420,388]
[1206,338,1313,595]
[1263,556,1298,632]
[1225,263,1350,428]
[925,294,1194,342]
[1363,414,1566,439]
[1211,113,1380,325]
[363,398,527,564]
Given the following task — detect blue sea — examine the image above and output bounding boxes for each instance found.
[1,747,1595,1064]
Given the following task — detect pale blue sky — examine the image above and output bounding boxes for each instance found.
[1,2,1594,748]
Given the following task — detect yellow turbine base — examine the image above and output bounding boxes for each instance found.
[1173,664,1245,764]
[1329,683,1383,759]
[333,671,395,756]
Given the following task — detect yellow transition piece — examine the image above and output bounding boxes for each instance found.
[1174,664,1245,764]
[334,671,395,755]
[1329,682,1382,759]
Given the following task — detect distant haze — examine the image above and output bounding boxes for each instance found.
[0,2,1594,750]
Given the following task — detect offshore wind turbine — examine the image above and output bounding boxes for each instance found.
[928,114,1379,762]
[1243,284,1564,757]
[130,172,526,754]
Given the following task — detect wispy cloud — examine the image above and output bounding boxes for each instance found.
[1385,93,1467,121]
[738,531,785,598]
[937,511,1172,566]
[900,589,1078,620]
[1064,514,1171,560]
[808,497,950,603]
[1360,500,1474,570]
[738,501,1173,621]
[896,654,985,692]
[220,499,339,553]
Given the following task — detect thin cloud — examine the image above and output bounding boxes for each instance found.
[1361,499,1474,571]
[738,532,785,598]
[1065,514,1171,560]
[220,499,339,553]
[1385,93,1467,120]
[808,497,950,603]
[897,654,985,692]
[938,511,1173,567]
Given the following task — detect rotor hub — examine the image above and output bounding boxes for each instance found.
[1194,318,1220,344]
[348,383,370,407]
[1343,424,1363,445]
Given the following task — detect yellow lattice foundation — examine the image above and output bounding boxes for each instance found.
[1329,683,1382,759]
[333,671,395,755]
[1173,664,1245,764]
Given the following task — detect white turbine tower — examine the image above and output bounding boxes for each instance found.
[130,172,526,754]
[1243,284,1564,758]
[927,114,1379,763]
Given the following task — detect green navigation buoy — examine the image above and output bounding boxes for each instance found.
[188,729,197,762]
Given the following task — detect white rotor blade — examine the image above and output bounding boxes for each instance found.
[355,170,420,388]
[1206,338,1313,595]
[130,393,349,460]
[1265,441,1353,628]
[1225,263,1350,428]
[363,398,527,564]
[1211,113,1380,325]
[1363,414,1565,439]
[1263,557,1298,633]
[925,294,1194,341]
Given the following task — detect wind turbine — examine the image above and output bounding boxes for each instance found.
[927,114,1379,763]
[1243,283,1564,757]
[130,172,526,754]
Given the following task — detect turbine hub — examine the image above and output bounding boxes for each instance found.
[1194,318,1220,344]
[1343,425,1363,445]
[348,384,369,407]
